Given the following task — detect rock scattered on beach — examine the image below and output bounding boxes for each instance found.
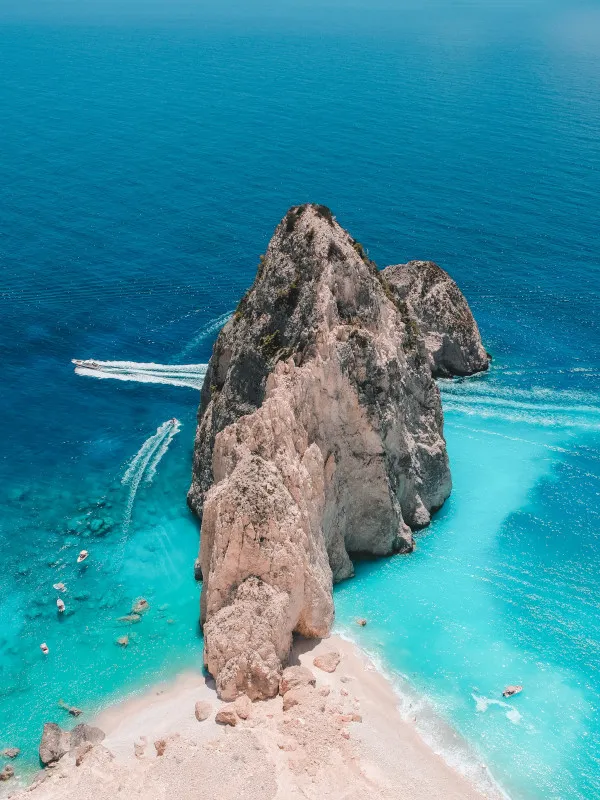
[234,694,252,720]
[134,736,147,759]
[279,665,316,696]
[313,651,341,674]
[195,701,212,722]
[282,687,312,712]
[215,706,237,726]
[0,764,14,781]
[154,739,167,756]
[2,747,20,758]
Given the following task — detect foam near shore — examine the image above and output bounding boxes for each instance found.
[11,636,504,800]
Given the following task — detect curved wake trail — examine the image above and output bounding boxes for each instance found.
[177,310,233,360]
[120,419,181,539]
[72,360,207,390]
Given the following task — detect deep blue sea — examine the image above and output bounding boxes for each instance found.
[1,2,599,797]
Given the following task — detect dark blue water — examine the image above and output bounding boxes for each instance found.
[1,3,599,797]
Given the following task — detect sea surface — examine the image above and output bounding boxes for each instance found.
[1,2,599,797]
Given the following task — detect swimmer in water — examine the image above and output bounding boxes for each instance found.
[40,643,49,655]
[77,550,89,563]
[53,582,66,592]
[57,598,65,613]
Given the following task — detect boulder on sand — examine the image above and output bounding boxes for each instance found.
[195,700,212,722]
[0,764,14,781]
[313,651,341,674]
[279,665,316,696]
[234,694,252,720]
[215,706,237,726]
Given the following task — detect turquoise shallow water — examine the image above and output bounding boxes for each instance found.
[1,2,599,797]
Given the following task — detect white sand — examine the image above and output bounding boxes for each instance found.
[11,636,504,800]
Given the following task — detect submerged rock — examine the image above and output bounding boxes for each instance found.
[382,260,490,378]
[189,205,485,700]
[2,747,20,759]
[0,764,14,781]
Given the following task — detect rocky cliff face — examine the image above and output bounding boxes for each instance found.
[188,205,485,700]
[382,260,490,378]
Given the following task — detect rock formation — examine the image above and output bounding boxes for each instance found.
[188,204,487,700]
[382,260,490,378]
[39,722,105,766]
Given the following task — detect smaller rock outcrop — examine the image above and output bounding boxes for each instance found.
[2,747,20,759]
[382,260,490,378]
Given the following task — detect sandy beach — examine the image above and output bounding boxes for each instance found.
[10,635,504,800]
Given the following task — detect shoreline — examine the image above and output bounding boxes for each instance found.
[10,635,506,800]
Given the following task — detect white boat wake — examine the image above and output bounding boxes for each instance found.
[121,419,181,536]
[72,359,208,390]
[177,310,232,359]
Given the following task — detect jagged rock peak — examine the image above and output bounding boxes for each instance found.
[382,260,490,378]
[189,204,455,700]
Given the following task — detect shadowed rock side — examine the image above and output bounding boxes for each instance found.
[383,261,490,378]
[187,204,462,700]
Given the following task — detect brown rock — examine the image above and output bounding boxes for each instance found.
[194,700,212,721]
[154,739,167,756]
[0,765,14,781]
[279,665,316,696]
[351,713,362,722]
[313,651,341,674]
[234,694,252,720]
[215,706,237,726]
[2,748,20,759]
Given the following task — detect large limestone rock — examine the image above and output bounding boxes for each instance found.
[39,722,105,766]
[39,723,70,765]
[382,260,490,378]
[189,205,480,700]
